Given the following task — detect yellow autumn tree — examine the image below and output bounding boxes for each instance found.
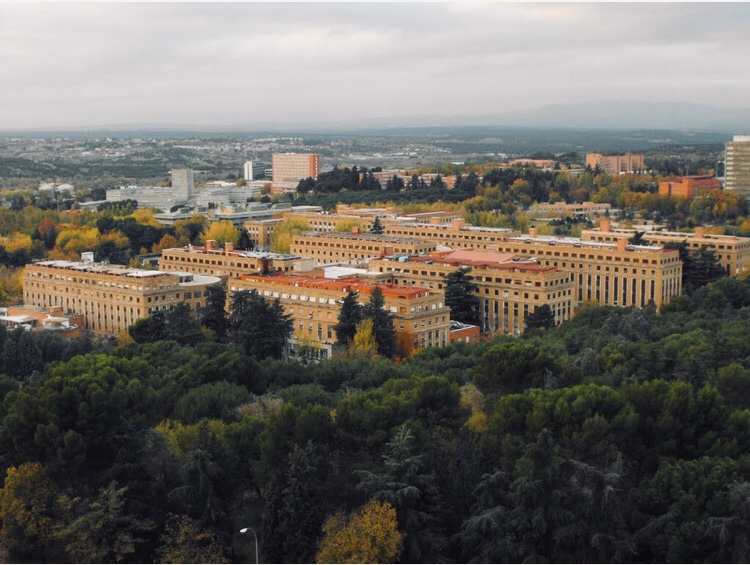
[131,208,161,227]
[269,219,310,254]
[153,233,178,253]
[460,383,488,433]
[54,227,100,258]
[316,499,403,564]
[154,419,229,464]
[199,220,239,248]
[0,266,24,305]
[0,233,33,254]
[348,318,378,359]
[334,219,363,233]
[0,462,61,561]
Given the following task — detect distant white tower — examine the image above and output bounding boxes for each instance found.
[244,161,254,181]
[171,168,195,204]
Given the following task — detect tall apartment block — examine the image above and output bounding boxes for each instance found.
[243,161,254,181]
[171,168,195,204]
[725,135,750,198]
[272,153,321,193]
[23,260,220,335]
[586,153,645,175]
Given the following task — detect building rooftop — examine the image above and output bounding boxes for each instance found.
[508,235,664,252]
[238,274,437,300]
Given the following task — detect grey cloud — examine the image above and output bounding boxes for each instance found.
[1,2,750,129]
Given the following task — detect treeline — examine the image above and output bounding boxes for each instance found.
[0,276,750,562]
[294,164,750,234]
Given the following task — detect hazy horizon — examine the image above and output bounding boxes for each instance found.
[2,3,750,131]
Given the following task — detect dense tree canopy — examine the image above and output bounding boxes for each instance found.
[0,266,748,563]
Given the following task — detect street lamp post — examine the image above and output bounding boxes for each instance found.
[240,526,259,564]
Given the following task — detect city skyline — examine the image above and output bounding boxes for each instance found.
[2,2,750,131]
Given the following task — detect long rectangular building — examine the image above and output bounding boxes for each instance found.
[582,220,750,277]
[493,230,682,308]
[290,232,437,265]
[381,218,519,251]
[23,260,220,335]
[159,240,308,279]
[370,249,575,336]
[230,275,451,358]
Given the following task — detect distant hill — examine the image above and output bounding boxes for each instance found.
[483,100,750,131]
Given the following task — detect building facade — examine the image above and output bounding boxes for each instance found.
[290,232,437,265]
[158,241,307,279]
[529,201,612,219]
[272,153,321,192]
[582,219,750,277]
[491,230,682,309]
[725,135,750,198]
[23,260,220,335]
[370,249,575,336]
[381,218,519,251]
[586,153,645,175]
[230,275,451,358]
[657,175,722,198]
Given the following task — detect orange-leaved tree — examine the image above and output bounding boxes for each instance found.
[316,498,402,564]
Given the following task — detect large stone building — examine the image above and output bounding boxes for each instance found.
[492,229,682,308]
[586,153,645,175]
[725,135,750,199]
[286,224,682,309]
[582,219,750,277]
[23,260,220,335]
[381,218,519,251]
[158,241,308,279]
[370,249,575,336]
[230,275,451,358]
[290,232,437,265]
[529,201,611,219]
[272,153,321,192]
[106,168,197,211]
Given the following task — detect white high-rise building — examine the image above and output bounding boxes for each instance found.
[725,135,750,199]
[171,168,195,204]
[244,161,254,181]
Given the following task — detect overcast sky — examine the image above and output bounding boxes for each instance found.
[1,2,750,130]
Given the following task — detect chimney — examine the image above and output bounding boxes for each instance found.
[205,239,215,251]
[529,227,538,238]
[430,216,441,224]
[351,226,361,235]
[451,218,465,230]
[694,226,705,238]
[617,238,627,252]
[225,241,234,254]
[600,218,612,232]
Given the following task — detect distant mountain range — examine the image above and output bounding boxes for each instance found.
[4,101,750,135]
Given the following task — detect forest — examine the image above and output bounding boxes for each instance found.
[0,271,750,563]
[0,159,749,562]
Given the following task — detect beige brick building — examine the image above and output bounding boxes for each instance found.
[492,229,682,308]
[23,260,221,335]
[159,240,308,279]
[290,232,437,265]
[586,153,645,174]
[272,153,321,192]
[582,219,750,277]
[230,275,451,358]
[370,249,575,336]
